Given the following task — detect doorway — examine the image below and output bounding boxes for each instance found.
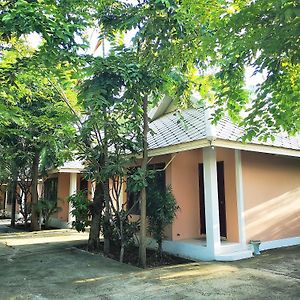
[199,162,227,238]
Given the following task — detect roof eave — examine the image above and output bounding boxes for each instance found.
[147,138,300,158]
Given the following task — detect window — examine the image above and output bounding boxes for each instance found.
[44,178,58,203]
[127,163,166,214]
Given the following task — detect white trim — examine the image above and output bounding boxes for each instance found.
[149,95,173,121]
[213,139,300,158]
[48,168,83,175]
[144,237,214,261]
[255,236,300,252]
[203,147,221,257]
[148,140,210,157]
[147,138,300,159]
[235,150,247,248]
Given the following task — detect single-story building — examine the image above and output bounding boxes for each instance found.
[128,99,299,261]
[15,98,299,262]
[45,161,93,229]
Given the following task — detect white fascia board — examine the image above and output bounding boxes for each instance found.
[212,139,300,158]
[58,168,83,174]
[148,139,211,157]
[47,168,83,175]
[146,138,300,158]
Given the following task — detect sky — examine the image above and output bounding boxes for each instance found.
[26,24,265,91]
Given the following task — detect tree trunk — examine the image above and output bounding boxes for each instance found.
[3,186,6,213]
[102,107,111,255]
[103,179,110,255]
[88,182,104,251]
[120,243,125,263]
[139,95,149,268]
[119,218,124,263]
[31,152,40,231]
[10,174,17,228]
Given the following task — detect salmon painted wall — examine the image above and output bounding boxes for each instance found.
[57,173,70,222]
[0,185,6,209]
[242,151,300,242]
[123,148,239,242]
[170,149,202,241]
[216,148,239,242]
[124,155,172,237]
[170,147,239,242]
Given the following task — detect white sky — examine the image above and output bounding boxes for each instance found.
[26,27,265,89]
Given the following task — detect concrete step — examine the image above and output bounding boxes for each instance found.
[215,250,253,261]
[217,243,244,255]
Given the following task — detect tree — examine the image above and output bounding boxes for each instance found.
[100,0,199,268]
[77,51,144,252]
[0,0,97,66]
[0,40,76,230]
[211,0,300,139]
[101,0,299,140]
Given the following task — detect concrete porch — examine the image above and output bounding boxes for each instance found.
[161,238,252,261]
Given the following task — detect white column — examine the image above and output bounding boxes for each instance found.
[203,147,221,257]
[91,181,95,200]
[68,173,77,225]
[37,180,43,199]
[235,150,247,248]
[4,188,8,210]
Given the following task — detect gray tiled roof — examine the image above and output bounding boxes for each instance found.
[148,108,300,151]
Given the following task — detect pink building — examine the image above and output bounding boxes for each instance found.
[126,99,299,261]
[45,99,300,261]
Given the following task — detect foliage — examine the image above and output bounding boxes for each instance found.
[107,210,139,250]
[0,0,97,67]
[68,191,92,232]
[147,186,178,258]
[101,0,300,140]
[36,198,61,229]
[0,39,77,229]
[212,0,300,139]
[16,168,32,227]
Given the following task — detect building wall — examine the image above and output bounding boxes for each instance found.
[124,154,172,236]
[57,173,70,222]
[0,185,7,210]
[124,148,240,242]
[242,151,300,242]
[216,148,239,242]
[169,147,239,242]
[170,149,202,240]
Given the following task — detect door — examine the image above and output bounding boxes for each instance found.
[199,162,227,238]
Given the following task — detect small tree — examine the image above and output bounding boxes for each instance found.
[147,186,179,259]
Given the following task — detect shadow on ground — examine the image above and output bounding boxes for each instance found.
[0,224,299,300]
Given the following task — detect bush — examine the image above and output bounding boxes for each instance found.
[68,191,92,232]
[147,186,179,258]
[36,198,60,229]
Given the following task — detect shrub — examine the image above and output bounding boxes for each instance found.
[36,198,60,229]
[147,186,179,258]
[68,191,92,232]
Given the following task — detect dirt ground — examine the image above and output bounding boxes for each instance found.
[0,222,299,300]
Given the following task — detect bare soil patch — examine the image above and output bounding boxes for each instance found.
[77,241,192,268]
